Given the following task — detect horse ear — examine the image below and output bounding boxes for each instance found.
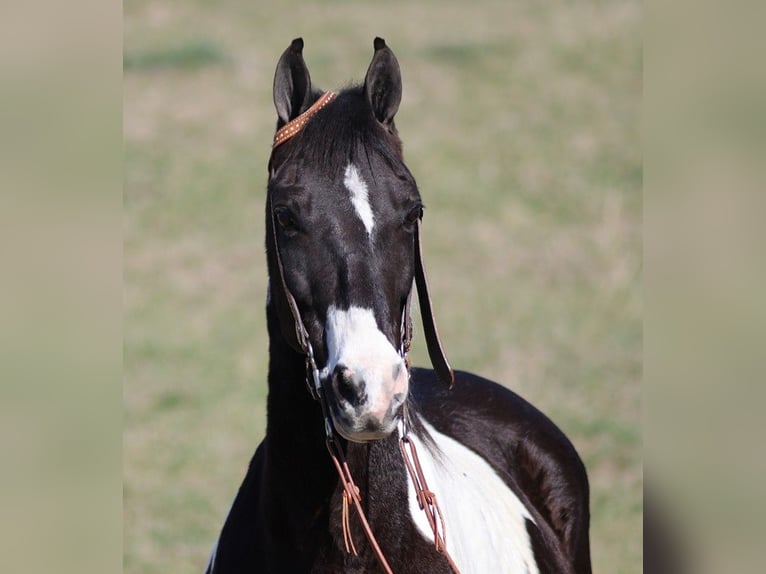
[273,38,313,126]
[364,37,402,125]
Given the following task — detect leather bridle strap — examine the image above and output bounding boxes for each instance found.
[267,192,326,402]
[414,219,455,388]
[268,194,310,354]
[273,91,338,148]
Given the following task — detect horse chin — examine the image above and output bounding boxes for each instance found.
[328,406,401,443]
[334,426,392,443]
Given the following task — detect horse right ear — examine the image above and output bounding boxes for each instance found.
[364,37,402,126]
[273,38,313,126]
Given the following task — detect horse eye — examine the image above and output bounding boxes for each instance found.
[405,205,424,226]
[275,207,299,232]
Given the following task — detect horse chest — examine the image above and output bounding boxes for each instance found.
[403,421,540,574]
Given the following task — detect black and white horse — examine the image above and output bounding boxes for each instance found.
[206,38,591,574]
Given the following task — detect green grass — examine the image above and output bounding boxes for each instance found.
[124,39,228,72]
[124,1,641,572]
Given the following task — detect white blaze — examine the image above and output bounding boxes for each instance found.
[402,419,540,574]
[323,305,405,419]
[344,163,375,236]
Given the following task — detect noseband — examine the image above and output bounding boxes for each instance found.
[267,93,460,574]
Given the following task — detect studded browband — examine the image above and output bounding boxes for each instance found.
[273,91,338,148]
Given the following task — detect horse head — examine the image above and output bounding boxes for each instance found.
[266,37,452,443]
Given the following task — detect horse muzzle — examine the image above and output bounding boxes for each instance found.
[319,305,410,441]
[324,358,408,442]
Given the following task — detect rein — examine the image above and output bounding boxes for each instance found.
[268,94,460,574]
[303,329,460,574]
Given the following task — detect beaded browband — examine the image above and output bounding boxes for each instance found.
[272,91,338,148]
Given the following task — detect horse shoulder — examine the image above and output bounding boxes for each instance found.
[409,368,592,574]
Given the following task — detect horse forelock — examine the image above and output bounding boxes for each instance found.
[269,87,406,184]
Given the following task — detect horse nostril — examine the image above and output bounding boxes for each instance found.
[333,365,361,404]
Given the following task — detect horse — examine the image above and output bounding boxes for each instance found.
[205,37,592,574]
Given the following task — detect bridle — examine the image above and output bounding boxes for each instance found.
[270,93,454,390]
[268,93,460,574]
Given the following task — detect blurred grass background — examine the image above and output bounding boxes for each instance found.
[124,1,641,572]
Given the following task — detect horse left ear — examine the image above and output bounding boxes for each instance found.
[273,38,313,127]
[364,37,402,126]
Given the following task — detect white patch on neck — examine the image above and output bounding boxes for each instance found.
[343,163,375,236]
[402,420,539,574]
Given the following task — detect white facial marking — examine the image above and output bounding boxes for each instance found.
[344,163,375,236]
[401,420,539,574]
[322,306,406,420]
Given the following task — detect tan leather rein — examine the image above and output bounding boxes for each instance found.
[270,93,460,574]
[313,340,461,574]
